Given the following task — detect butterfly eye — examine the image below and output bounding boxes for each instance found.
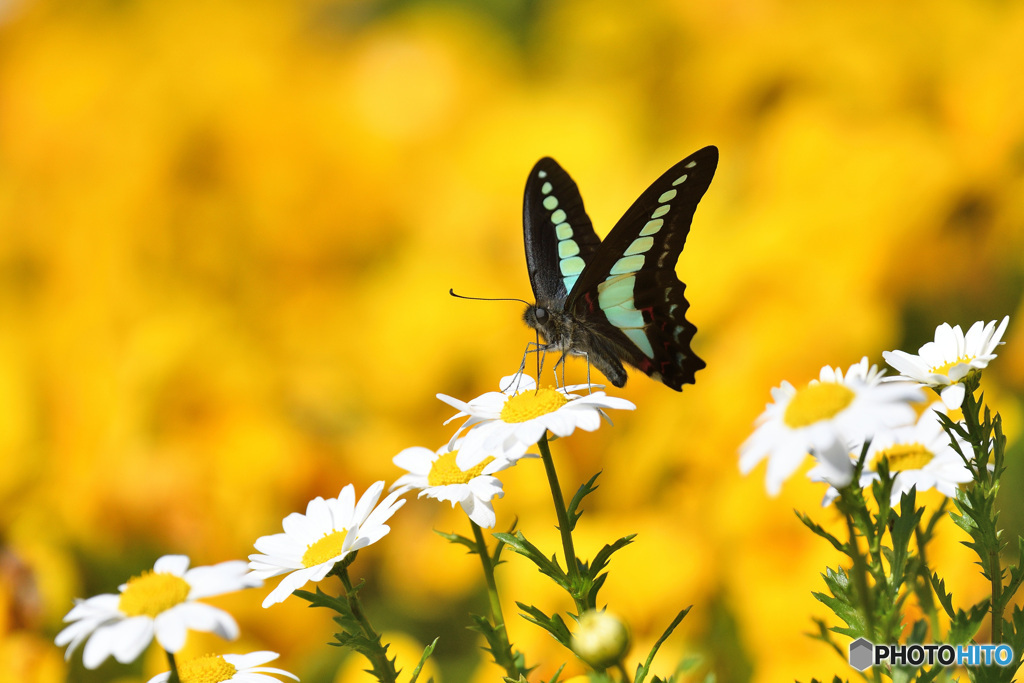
[535,307,549,324]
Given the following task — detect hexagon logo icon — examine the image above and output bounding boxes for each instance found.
[849,638,874,671]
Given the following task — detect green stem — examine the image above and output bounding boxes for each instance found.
[841,500,877,641]
[914,523,942,641]
[537,433,585,613]
[471,521,520,679]
[338,565,400,683]
[165,650,180,683]
[960,381,1005,643]
[990,545,1004,644]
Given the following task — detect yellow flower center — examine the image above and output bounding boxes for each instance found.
[500,388,569,423]
[302,529,348,568]
[427,451,495,487]
[872,442,934,472]
[118,571,190,618]
[783,382,856,428]
[930,356,971,378]
[177,654,238,683]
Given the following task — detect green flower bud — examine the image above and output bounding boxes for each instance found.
[571,610,630,669]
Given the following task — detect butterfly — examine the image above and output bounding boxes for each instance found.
[521,146,717,390]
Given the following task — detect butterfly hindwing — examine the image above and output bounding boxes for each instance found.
[569,146,717,390]
[523,157,603,308]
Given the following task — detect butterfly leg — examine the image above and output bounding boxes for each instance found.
[508,341,547,393]
[550,352,568,390]
[582,351,594,394]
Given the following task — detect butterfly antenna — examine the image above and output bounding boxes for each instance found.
[449,289,531,306]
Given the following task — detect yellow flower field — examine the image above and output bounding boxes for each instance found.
[1,0,1023,681]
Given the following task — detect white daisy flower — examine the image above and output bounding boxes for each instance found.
[248,482,405,608]
[812,405,973,506]
[392,440,527,529]
[883,316,1009,409]
[147,651,298,683]
[55,555,260,669]
[437,373,635,463]
[740,357,924,495]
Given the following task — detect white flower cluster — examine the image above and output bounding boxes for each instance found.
[399,374,634,528]
[56,372,635,677]
[740,317,1009,504]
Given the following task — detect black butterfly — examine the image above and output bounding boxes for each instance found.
[521,146,717,390]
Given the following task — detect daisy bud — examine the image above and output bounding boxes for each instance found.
[571,610,631,669]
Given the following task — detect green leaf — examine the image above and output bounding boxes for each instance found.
[1002,536,1024,606]
[633,607,690,683]
[587,536,636,581]
[408,638,438,683]
[946,599,989,645]
[888,489,923,590]
[806,618,845,661]
[434,529,478,554]
[795,511,847,554]
[516,602,573,648]
[567,472,602,531]
[812,568,867,640]
[494,531,568,585]
[929,573,956,620]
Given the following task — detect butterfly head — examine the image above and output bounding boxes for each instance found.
[523,303,564,349]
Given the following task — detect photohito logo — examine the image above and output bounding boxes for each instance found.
[849,638,1014,671]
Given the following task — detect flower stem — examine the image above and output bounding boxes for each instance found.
[537,433,585,613]
[841,498,876,640]
[914,522,942,641]
[338,565,400,683]
[960,383,1006,644]
[471,520,521,679]
[165,650,180,683]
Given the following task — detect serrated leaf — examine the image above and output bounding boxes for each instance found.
[494,531,568,584]
[588,535,636,580]
[796,511,847,554]
[567,472,602,531]
[946,599,989,645]
[888,489,923,589]
[433,529,479,554]
[516,602,573,648]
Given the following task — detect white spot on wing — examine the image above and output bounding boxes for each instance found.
[640,219,663,236]
[624,328,655,357]
[558,240,581,258]
[560,256,586,277]
[551,209,567,224]
[651,205,670,219]
[610,254,645,275]
[624,236,654,256]
[543,196,558,210]
[539,170,548,178]
[542,182,553,194]
[658,189,677,203]
[672,174,687,186]
[684,161,696,169]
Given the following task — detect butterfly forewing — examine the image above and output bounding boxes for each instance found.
[523,157,603,307]
[568,146,717,390]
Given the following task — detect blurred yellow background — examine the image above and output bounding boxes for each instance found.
[2,0,1024,681]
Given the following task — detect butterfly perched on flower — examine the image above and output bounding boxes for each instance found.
[522,147,717,390]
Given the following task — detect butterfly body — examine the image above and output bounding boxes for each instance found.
[521,147,718,390]
[523,303,630,387]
